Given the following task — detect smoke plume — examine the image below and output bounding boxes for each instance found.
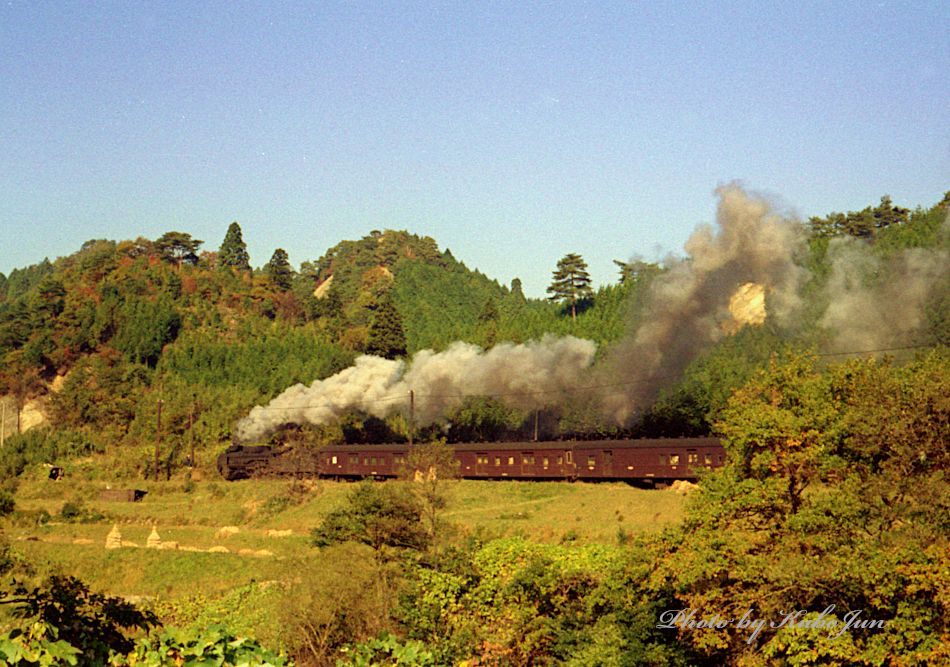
[600,184,807,424]
[236,185,946,439]
[234,335,596,443]
[819,215,949,353]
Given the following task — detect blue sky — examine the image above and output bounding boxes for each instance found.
[1,1,947,297]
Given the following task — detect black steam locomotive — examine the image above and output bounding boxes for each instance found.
[216,437,726,484]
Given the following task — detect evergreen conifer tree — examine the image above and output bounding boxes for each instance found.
[509,278,526,302]
[366,298,407,359]
[264,248,293,290]
[547,253,593,320]
[218,222,250,271]
[155,232,202,270]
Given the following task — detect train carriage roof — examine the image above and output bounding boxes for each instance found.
[317,437,721,454]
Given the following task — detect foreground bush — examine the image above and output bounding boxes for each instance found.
[0,576,290,666]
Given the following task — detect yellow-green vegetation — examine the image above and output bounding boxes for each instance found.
[1,194,948,665]
[2,473,685,656]
[1,350,948,666]
[12,473,684,540]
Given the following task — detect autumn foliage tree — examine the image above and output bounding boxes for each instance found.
[652,351,950,665]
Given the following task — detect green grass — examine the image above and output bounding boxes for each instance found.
[4,463,689,650]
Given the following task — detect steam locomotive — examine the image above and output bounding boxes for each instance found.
[216,437,726,484]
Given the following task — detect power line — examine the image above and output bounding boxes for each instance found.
[815,343,933,357]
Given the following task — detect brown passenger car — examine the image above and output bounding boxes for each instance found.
[218,437,725,484]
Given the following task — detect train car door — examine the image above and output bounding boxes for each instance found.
[602,450,613,477]
[476,452,489,477]
[520,451,535,476]
[564,448,575,478]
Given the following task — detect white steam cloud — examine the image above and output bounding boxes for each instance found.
[234,335,596,443]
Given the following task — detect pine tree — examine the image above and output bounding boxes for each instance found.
[264,248,293,290]
[547,253,593,320]
[366,298,407,359]
[218,222,250,271]
[155,232,202,270]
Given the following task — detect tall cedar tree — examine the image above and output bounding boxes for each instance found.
[367,298,407,359]
[264,248,293,290]
[155,232,202,270]
[547,253,593,320]
[509,277,526,302]
[218,222,251,271]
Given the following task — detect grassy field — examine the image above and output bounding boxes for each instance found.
[3,462,689,650]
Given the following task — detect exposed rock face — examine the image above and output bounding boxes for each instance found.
[313,274,334,299]
[0,395,49,437]
[726,282,766,332]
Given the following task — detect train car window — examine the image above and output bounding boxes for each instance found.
[507,456,515,465]
[669,454,680,465]
[556,455,563,465]
[494,457,501,466]
[688,452,699,464]
[718,455,724,464]
[349,455,359,465]
[522,454,535,464]
[704,453,712,465]
[477,454,488,465]
[565,451,573,464]
[395,455,404,466]
[542,456,549,468]
[363,457,369,465]
[331,455,338,465]
[587,456,596,469]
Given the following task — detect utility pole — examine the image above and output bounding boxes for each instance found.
[188,400,195,467]
[533,409,539,442]
[155,394,163,481]
[408,390,415,448]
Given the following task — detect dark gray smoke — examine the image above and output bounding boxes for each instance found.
[600,184,807,424]
[819,213,949,353]
[236,186,946,438]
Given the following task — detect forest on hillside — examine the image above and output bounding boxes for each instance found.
[0,191,947,477]
[0,191,947,665]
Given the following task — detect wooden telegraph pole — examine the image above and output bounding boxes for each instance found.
[408,390,415,448]
[188,399,195,467]
[154,394,163,481]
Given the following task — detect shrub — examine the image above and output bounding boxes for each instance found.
[118,625,291,666]
[0,490,14,517]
